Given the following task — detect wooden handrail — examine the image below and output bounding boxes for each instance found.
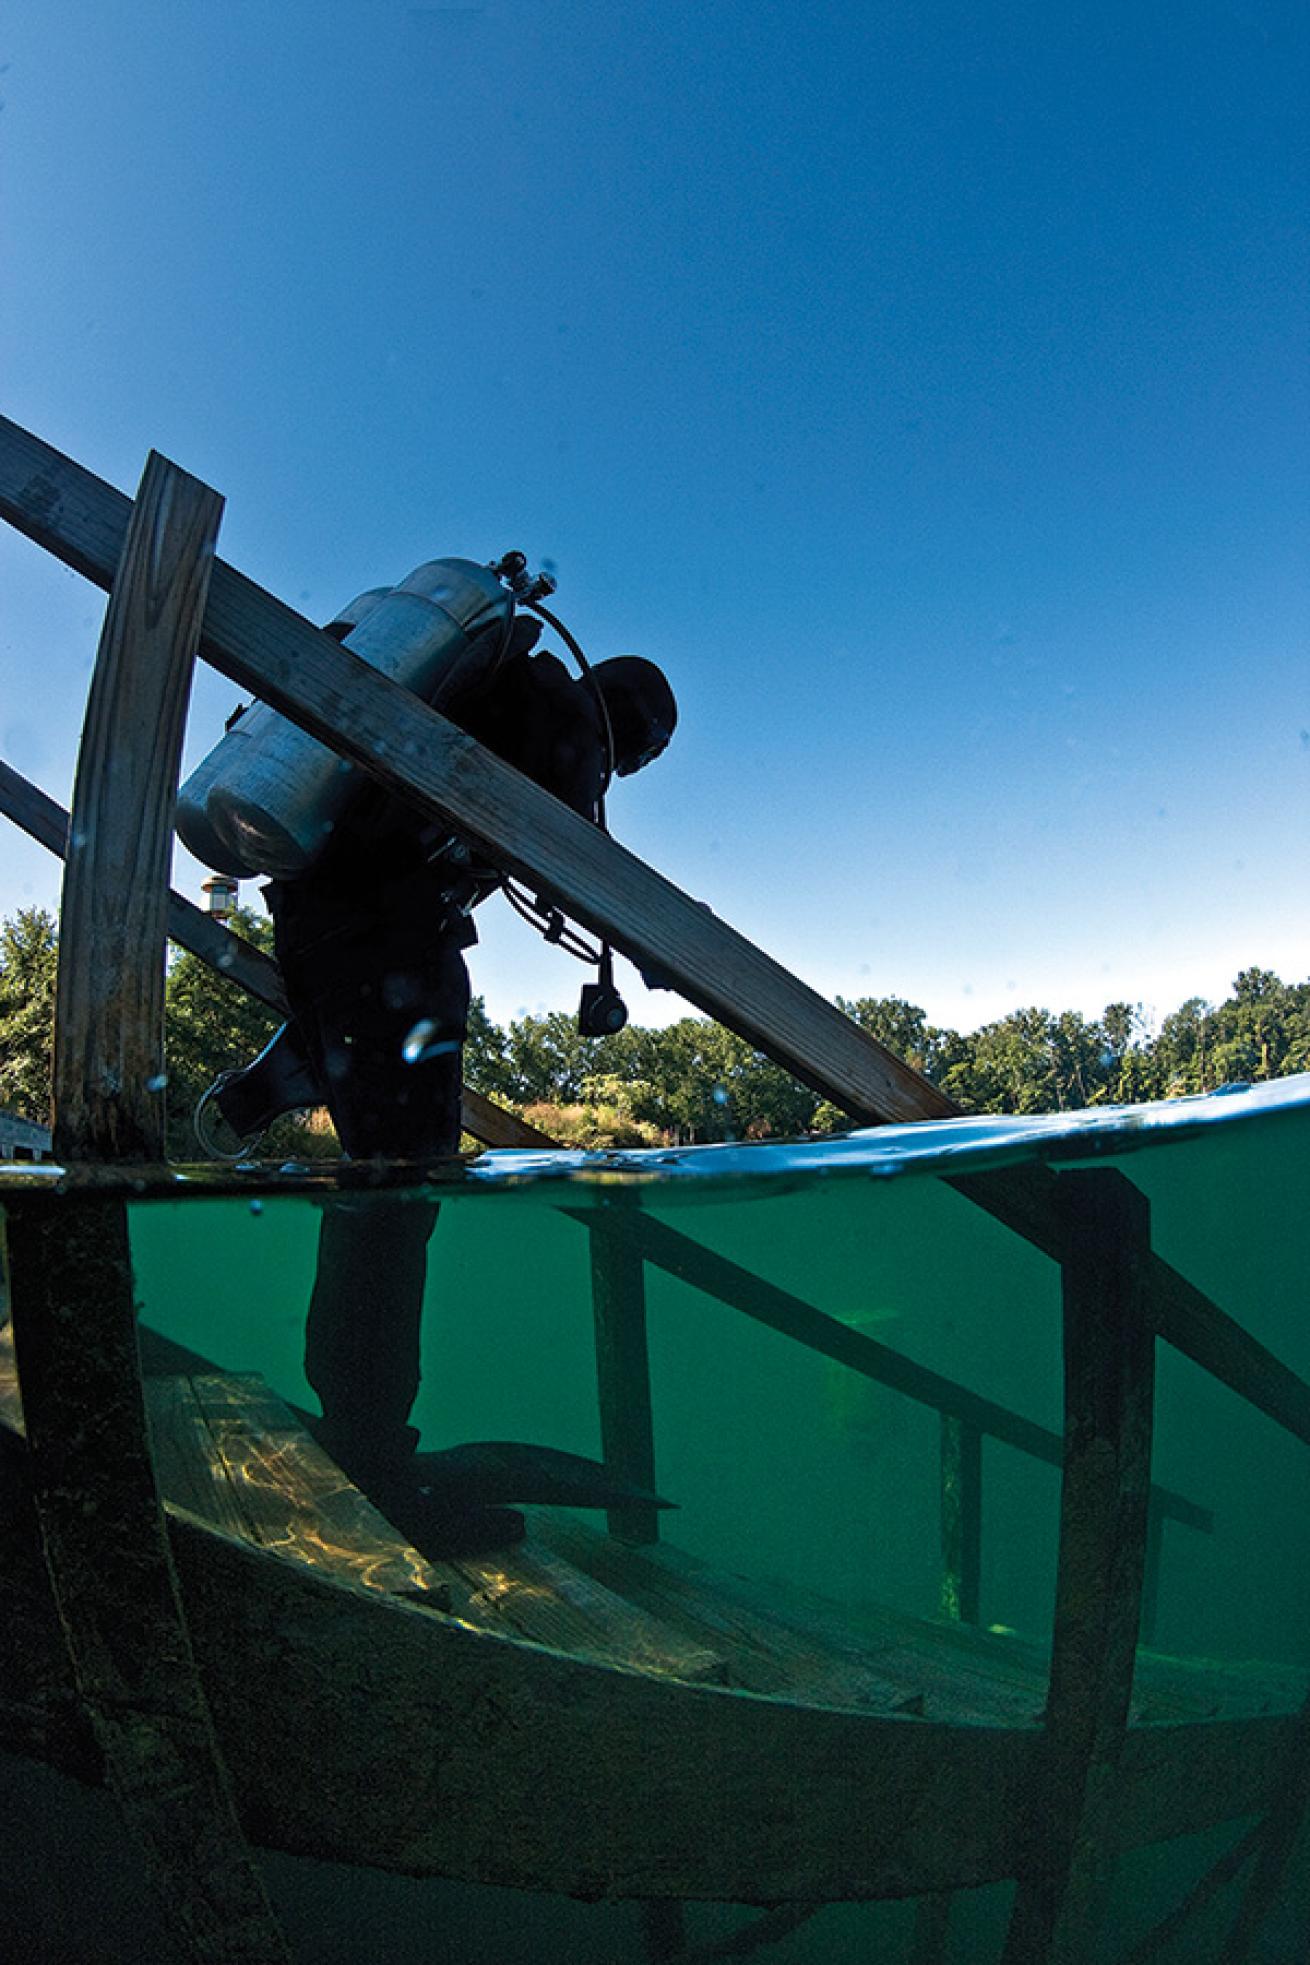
[575,1208,1209,1532]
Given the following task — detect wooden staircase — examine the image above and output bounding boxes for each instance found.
[4,1328,1295,1744]
[3,413,1310,1961]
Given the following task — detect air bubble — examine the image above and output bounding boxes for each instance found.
[402,1019,459,1065]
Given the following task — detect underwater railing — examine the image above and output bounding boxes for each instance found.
[575,1175,1309,1961]
[568,1203,1212,1642]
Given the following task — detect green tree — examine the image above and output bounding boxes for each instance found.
[1153,996,1212,1095]
[0,907,58,1123]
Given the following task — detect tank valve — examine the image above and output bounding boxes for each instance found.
[492,549,558,605]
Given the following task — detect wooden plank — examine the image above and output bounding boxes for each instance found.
[1121,1817,1263,1962]
[460,1085,560,1148]
[0,755,70,858]
[51,453,223,1161]
[143,1376,254,1542]
[155,1373,449,1604]
[589,1210,662,1545]
[1148,1254,1310,1451]
[0,757,290,1014]
[939,1414,982,1624]
[537,1512,1049,1722]
[1004,1171,1156,1965]
[438,1535,728,1685]
[149,1364,729,1680]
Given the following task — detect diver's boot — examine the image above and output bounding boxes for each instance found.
[311,1419,526,1559]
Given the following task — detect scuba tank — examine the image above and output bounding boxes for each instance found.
[175,558,514,880]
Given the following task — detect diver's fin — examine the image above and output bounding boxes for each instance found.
[409,1440,676,1511]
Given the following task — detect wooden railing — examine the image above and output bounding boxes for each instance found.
[567,1203,1210,1646]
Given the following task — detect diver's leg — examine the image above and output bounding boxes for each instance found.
[301,954,466,1469]
[304,1189,439,1476]
[292,944,527,1551]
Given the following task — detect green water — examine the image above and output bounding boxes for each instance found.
[10,1083,1310,1959]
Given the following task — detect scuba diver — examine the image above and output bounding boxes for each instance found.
[190,563,678,1558]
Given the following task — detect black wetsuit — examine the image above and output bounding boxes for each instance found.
[264,643,606,1471]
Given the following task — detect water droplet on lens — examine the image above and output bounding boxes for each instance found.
[402,1019,457,1065]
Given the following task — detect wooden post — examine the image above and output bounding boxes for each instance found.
[52,453,222,1160]
[939,1414,982,1624]
[9,457,291,1961]
[1003,1170,1155,1965]
[589,1210,661,1544]
[7,1193,291,1962]
[911,1890,953,1962]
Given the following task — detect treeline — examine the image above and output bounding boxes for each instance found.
[1,905,1307,1156]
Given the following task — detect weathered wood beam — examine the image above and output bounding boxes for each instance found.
[51,454,222,1159]
[589,1210,662,1545]
[1004,1170,1155,1965]
[0,756,289,1013]
[0,1402,1298,1900]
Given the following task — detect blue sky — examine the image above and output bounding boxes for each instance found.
[1,1,1306,1040]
